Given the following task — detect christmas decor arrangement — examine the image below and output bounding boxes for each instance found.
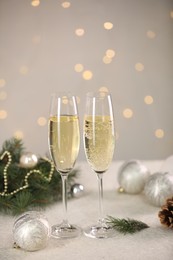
[117,160,150,194]
[117,159,173,208]
[11,211,150,253]
[13,211,50,251]
[106,216,149,234]
[144,172,173,207]
[0,138,79,215]
[158,197,173,228]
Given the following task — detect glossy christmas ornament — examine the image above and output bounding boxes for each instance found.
[118,160,150,194]
[20,152,38,168]
[71,183,84,198]
[13,211,50,251]
[144,172,173,207]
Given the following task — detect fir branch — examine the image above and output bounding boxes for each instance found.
[0,167,79,215]
[106,216,149,234]
[11,191,35,215]
[1,137,24,162]
[0,138,79,215]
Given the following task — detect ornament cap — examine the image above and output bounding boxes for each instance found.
[118,187,124,193]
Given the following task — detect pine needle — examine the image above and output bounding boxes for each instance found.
[105,216,149,234]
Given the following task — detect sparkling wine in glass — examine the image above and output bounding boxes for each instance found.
[83,92,115,239]
[48,93,81,238]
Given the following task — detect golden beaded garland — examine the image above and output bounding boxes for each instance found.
[0,151,54,197]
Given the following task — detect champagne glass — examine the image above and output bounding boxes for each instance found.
[83,92,115,239]
[48,93,81,238]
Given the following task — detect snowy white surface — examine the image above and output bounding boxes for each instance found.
[1,160,173,260]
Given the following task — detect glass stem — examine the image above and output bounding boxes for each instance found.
[97,173,104,225]
[61,174,68,226]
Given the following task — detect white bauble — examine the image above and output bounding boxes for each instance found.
[144,172,173,207]
[13,211,50,251]
[20,152,38,168]
[118,160,150,194]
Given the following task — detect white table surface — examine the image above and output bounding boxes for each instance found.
[1,160,173,260]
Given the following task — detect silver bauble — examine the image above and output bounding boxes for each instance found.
[118,160,150,194]
[71,183,84,198]
[20,152,38,168]
[13,211,50,251]
[144,172,173,207]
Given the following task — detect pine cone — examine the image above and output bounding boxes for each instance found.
[158,197,173,228]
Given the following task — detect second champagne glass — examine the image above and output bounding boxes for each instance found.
[48,93,81,238]
[83,91,115,239]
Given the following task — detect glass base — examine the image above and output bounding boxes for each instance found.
[51,222,82,239]
[84,222,115,239]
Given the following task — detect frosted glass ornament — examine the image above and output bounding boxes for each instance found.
[144,172,173,207]
[13,211,50,251]
[118,160,150,194]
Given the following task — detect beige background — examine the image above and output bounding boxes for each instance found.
[0,0,173,160]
